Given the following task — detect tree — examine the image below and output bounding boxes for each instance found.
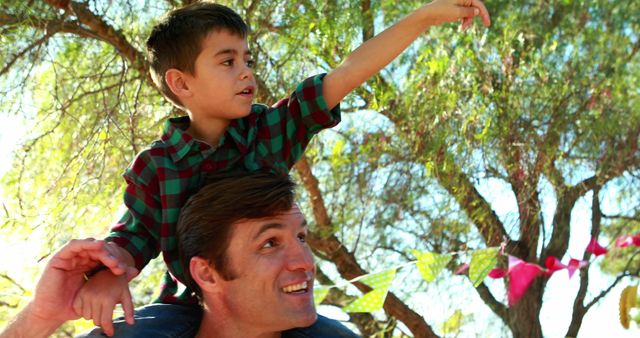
[1,1,639,337]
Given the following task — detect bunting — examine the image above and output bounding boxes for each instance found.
[313,233,640,317]
[342,268,397,312]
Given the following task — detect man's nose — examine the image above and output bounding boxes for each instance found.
[286,241,314,272]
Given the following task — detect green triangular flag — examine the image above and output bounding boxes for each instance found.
[360,268,396,290]
[343,268,397,313]
[468,247,499,287]
[413,250,452,282]
[313,288,330,306]
[343,289,388,313]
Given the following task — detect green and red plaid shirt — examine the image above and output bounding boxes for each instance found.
[107,74,340,304]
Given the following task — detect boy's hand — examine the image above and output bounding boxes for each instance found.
[323,0,490,110]
[423,0,491,30]
[1,239,138,338]
[30,239,137,324]
[73,268,135,337]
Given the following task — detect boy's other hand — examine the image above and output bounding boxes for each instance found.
[72,268,136,337]
[30,239,137,325]
[423,0,491,30]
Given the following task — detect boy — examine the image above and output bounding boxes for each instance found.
[75,0,490,336]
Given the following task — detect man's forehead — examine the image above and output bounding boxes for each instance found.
[234,205,306,236]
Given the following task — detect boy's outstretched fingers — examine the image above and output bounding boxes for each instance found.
[122,286,135,325]
[470,0,491,27]
[100,284,134,336]
[99,302,115,337]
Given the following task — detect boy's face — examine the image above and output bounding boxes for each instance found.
[212,204,317,332]
[183,29,256,120]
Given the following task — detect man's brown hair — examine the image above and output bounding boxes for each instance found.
[177,170,295,298]
[146,2,248,109]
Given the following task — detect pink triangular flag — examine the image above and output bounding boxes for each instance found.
[508,255,524,271]
[488,268,507,279]
[585,237,608,256]
[567,258,588,279]
[544,256,566,276]
[508,261,542,306]
[615,235,638,248]
[454,263,469,275]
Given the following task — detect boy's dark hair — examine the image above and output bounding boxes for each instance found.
[177,170,295,299]
[146,2,248,109]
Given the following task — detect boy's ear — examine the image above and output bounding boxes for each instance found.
[165,68,192,99]
[190,256,220,294]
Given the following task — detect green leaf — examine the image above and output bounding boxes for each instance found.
[412,250,452,282]
[440,309,470,335]
[468,247,499,287]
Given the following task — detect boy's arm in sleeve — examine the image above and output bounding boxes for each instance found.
[106,151,163,272]
[262,74,341,168]
[322,0,491,109]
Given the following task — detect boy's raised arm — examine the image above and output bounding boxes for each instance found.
[322,0,490,109]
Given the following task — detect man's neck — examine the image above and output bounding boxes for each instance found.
[185,114,231,146]
[196,306,281,338]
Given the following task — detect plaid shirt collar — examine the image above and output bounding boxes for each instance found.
[160,115,249,163]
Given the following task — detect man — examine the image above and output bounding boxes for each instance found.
[3,171,357,338]
[177,170,358,337]
[0,239,137,338]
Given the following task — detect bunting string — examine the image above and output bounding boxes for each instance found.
[314,233,640,312]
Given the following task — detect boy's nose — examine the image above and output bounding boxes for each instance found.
[239,64,253,80]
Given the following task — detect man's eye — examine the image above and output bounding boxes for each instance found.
[298,233,307,243]
[222,59,233,66]
[263,239,277,248]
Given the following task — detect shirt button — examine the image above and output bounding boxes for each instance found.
[202,161,214,172]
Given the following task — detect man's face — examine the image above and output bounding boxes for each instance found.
[215,204,317,331]
[184,29,256,121]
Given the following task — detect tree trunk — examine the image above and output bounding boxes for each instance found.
[508,280,544,338]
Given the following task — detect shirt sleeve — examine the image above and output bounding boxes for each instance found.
[258,73,341,169]
[105,150,162,271]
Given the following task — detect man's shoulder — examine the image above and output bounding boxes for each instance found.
[283,315,360,338]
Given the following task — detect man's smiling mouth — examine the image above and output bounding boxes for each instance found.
[282,281,308,293]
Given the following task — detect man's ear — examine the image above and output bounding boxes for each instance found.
[165,68,192,99]
[190,256,219,294]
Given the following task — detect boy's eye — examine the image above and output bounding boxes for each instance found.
[222,59,233,66]
[246,60,255,68]
[298,233,306,243]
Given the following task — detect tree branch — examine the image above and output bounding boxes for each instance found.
[42,0,150,83]
[0,31,51,77]
[316,267,389,337]
[474,282,509,323]
[295,155,440,338]
[544,122,639,261]
[565,186,601,336]
[432,147,522,256]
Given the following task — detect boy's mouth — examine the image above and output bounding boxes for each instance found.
[238,86,255,96]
